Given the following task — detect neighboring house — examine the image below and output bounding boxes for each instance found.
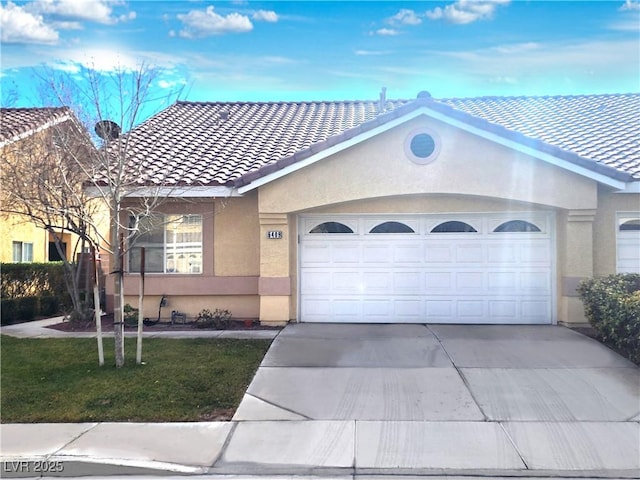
[110,92,640,325]
[0,107,102,264]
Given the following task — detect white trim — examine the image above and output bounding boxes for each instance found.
[239,105,630,193]
[0,114,73,148]
[616,182,640,193]
[85,185,240,198]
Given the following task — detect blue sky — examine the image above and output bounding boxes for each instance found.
[1,0,639,115]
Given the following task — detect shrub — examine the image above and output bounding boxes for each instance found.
[39,296,59,317]
[578,273,640,364]
[194,308,232,329]
[0,299,19,325]
[17,296,39,322]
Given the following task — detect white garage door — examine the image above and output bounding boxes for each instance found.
[617,215,640,273]
[299,214,554,324]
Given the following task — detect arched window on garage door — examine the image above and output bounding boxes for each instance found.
[619,219,640,231]
[309,222,354,234]
[431,221,477,233]
[494,220,542,232]
[369,221,415,233]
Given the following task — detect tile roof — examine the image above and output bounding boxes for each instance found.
[108,93,640,188]
[0,107,72,145]
[438,93,640,181]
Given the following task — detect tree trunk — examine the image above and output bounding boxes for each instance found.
[113,233,125,368]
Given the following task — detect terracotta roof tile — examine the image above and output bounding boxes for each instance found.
[0,107,72,144]
[105,93,639,187]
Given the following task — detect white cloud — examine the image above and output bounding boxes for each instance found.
[177,6,253,38]
[252,10,278,22]
[388,9,422,26]
[374,28,399,36]
[620,0,640,11]
[355,49,391,56]
[0,1,59,44]
[27,0,136,25]
[426,0,510,24]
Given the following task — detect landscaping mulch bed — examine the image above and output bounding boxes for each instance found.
[47,314,281,333]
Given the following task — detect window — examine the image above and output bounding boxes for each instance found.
[129,214,202,274]
[12,241,33,263]
[369,221,415,233]
[309,222,354,233]
[431,221,477,233]
[494,220,541,232]
[619,219,640,231]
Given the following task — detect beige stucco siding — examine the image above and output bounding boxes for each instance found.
[214,191,260,276]
[258,115,598,214]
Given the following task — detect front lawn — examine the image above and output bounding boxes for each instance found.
[1,336,271,423]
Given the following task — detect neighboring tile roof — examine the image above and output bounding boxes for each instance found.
[438,93,640,181]
[0,107,72,145]
[107,93,639,187]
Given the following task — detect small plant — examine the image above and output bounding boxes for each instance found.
[194,308,232,329]
[123,304,139,326]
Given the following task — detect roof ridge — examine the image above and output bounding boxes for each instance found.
[175,99,412,106]
[439,92,639,102]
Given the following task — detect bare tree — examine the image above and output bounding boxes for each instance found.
[1,109,105,319]
[3,63,183,367]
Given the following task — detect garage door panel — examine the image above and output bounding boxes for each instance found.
[456,272,485,290]
[301,244,332,264]
[487,272,518,291]
[394,271,423,292]
[301,271,332,291]
[521,299,551,320]
[363,244,391,263]
[519,242,551,263]
[333,271,362,291]
[393,243,423,262]
[455,244,485,263]
[425,244,453,262]
[362,271,392,291]
[332,244,361,263]
[520,271,551,290]
[426,272,453,290]
[487,243,518,263]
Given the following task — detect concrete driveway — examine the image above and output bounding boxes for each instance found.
[225,323,640,476]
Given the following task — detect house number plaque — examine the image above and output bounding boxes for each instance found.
[267,230,283,239]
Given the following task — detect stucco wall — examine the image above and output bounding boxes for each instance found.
[214,191,260,276]
[258,115,598,214]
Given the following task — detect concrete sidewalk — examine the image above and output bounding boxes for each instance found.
[1,322,638,478]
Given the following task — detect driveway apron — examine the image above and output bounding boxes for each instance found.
[223,323,640,476]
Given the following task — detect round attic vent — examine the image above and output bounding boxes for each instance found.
[404,128,440,165]
[417,91,432,99]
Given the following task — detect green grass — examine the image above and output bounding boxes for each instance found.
[1,335,271,423]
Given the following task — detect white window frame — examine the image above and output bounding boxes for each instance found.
[12,241,34,263]
[129,214,203,274]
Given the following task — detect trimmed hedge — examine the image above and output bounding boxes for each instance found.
[578,273,640,364]
[1,263,69,325]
